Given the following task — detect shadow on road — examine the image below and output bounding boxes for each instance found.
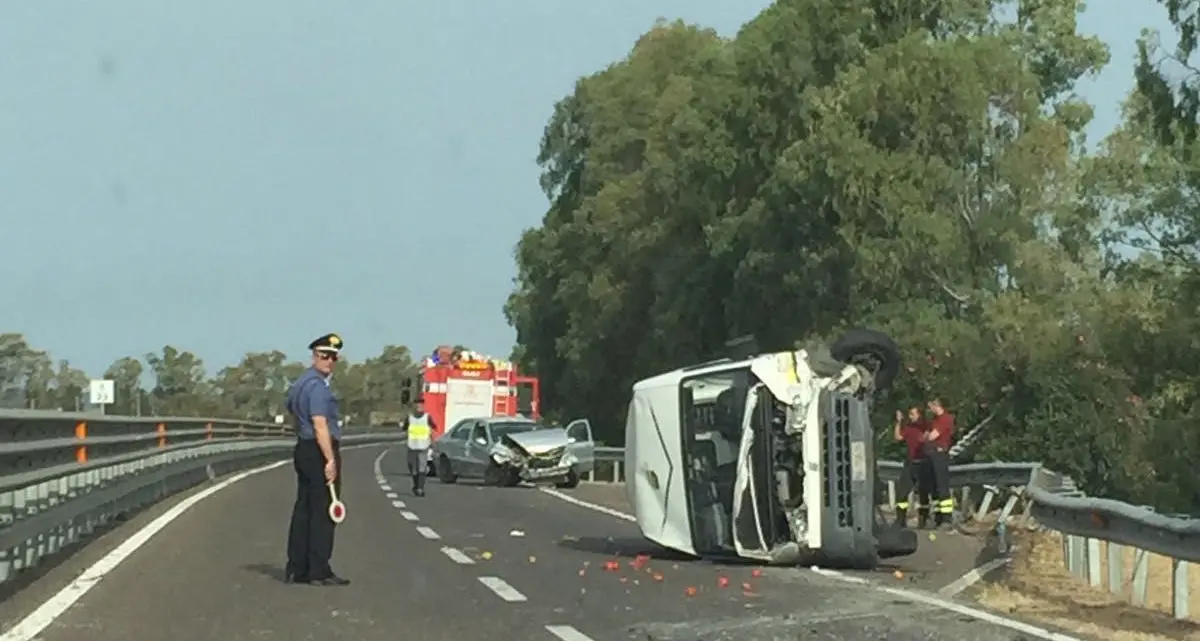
[241,562,287,583]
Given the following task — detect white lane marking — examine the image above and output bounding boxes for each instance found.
[537,487,636,522]
[540,484,1077,641]
[546,625,597,641]
[0,459,291,641]
[391,499,406,508]
[385,492,398,499]
[441,546,475,564]
[878,584,1084,640]
[939,555,1011,597]
[415,526,441,540]
[478,576,527,602]
[372,449,389,479]
[399,510,420,521]
[380,484,392,492]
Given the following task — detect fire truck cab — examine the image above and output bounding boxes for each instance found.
[402,346,543,470]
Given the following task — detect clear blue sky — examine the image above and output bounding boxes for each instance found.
[0,1,1174,376]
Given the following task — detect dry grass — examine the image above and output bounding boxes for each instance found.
[976,530,1200,641]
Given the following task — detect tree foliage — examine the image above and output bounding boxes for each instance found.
[507,0,1200,512]
[0,334,419,427]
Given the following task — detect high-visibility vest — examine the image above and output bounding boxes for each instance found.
[407,413,432,450]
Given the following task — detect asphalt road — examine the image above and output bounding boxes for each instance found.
[0,446,1086,641]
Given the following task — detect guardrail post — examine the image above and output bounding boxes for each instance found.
[157,423,167,448]
[74,421,88,463]
[612,460,622,483]
[205,422,213,441]
[1106,543,1123,595]
[1087,539,1102,587]
[1172,558,1189,620]
[1131,549,1150,607]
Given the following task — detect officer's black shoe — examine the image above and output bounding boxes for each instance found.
[414,488,425,497]
[309,574,351,587]
[284,572,308,584]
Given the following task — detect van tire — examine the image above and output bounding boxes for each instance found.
[830,329,902,393]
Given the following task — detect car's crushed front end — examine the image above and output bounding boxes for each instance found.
[489,428,578,483]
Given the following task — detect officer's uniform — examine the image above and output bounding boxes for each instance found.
[284,332,350,586]
[401,410,436,496]
[927,411,956,527]
[894,420,934,528]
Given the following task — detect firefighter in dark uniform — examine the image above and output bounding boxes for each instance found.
[283,332,350,586]
[924,398,956,528]
[892,407,933,528]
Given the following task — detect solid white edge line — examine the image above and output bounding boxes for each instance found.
[0,459,291,641]
[440,546,475,564]
[536,483,1080,641]
[545,624,597,641]
[537,487,635,522]
[478,576,527,602]
[399,510,420,521]
[939,556,1011,597]
[415,526,440,540]
[372,448,389,479]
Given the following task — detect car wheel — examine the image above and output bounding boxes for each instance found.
[437,455,458,484]
[555,469,580,489]
[829,328,902,393]
[483,461,506,486]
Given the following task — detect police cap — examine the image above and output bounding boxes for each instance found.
[308,332,343,354]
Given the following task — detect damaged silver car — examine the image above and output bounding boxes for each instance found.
[431,416,595,489]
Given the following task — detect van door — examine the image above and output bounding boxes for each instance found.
[564,418,595,475]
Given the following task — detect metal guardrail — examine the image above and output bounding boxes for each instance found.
[588,446,1198,620]
[0,410,402,587]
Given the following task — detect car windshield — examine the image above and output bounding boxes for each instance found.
[490,421,538,438]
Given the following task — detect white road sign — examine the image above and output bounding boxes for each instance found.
[89,379,115,405]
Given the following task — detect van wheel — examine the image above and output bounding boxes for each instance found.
[555,470,580,489]
[830,328,902,393]
[437,455,458,484]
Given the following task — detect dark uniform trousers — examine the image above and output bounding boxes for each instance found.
[286,439,342,579]
[927,446,954,525]
[894,456,933,526]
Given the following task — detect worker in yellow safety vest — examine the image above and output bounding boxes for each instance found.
[401,399,437,497]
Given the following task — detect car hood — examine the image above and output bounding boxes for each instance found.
[501,428,570,454]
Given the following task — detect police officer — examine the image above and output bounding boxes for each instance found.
[400,399,437,497]
[924,398,956,528]
[892,407,933,528]
[283,332,350,586]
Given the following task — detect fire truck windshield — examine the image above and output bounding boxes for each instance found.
[489,421,539,438]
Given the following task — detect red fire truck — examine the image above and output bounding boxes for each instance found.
[402,346,542,442]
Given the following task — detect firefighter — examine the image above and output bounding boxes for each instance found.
[401,398,437,497]
[892,407,933,528]
[284,332,350,586]
[924,398,956,528]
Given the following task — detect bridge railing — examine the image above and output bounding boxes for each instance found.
[0,409,403,588]
[587,446,1199,620]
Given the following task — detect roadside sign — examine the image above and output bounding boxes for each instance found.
[88,379,115,406]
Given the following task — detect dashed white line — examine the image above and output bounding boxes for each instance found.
[441,546,475,564]
[391,499,406,508]
[478,576,526,602]
[415,526,441,540]
[380,484,392,492]
[399,510,420,521]
[385,492,398,499]
[545,625,597,641]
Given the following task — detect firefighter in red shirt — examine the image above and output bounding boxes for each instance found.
[924,398,955,527]
[892,407,933,528]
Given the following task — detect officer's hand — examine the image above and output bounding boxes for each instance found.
[324,459,337,482]
[895,410,903,422]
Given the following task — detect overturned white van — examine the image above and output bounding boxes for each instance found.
[623,329,917,569]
